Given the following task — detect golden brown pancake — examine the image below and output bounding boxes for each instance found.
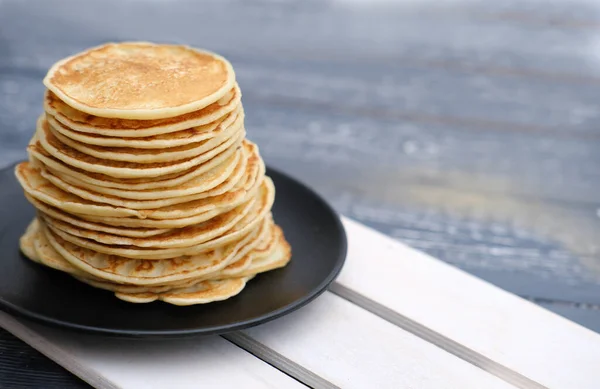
[46,110,244,163]
[19,219,40,262]
[43,84,241,137]
[28,137,243,190]
[45,105,241,148]
[46,179,274,259]
[42,217,270,285]
[26,195,171,238]
[44,42,236,119]
[36,115,246,179]
[48,145,244,200]
[114,277,252,305]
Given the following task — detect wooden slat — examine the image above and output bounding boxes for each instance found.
[0,312,305,389]
[336,217,600,389]
[3,0,600,76]
[237,65,600,140]
[239,292,516,389]
[243,102,600,205]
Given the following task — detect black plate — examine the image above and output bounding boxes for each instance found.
[0,164,347,338]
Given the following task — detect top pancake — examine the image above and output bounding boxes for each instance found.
[43,42,236,120]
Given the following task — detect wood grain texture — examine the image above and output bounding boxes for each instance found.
[242,292,516,389]
[0,312,306,389]
[0,331,87,388]
[1,0,600,386]
[337,218,600,389]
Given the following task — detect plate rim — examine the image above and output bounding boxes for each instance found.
[0,163,347,338]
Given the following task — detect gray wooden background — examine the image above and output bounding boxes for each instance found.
[1,0,599,387]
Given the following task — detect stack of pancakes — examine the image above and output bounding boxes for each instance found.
[15,42,291,305]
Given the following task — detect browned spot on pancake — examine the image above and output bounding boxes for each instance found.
[37,183,54,190]
[166,279,245,300]
[247,152,259,167]
[71,245,83,255]
[135,261,155,272]
[168,257,192,269]
[224,256,250,270]
[104,256,124,273]
[29,143,52,157]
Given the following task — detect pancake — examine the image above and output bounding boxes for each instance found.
[40,165,250,213]
[33,223,207,292]
[44,85,241,137]
[44,86,243,142]
[17,160,257,223]
[31,221,257,305]
[48,140,256,201]
[218,222,280,278]
[16,162,144,218]
[51,146,242,200]
[44,42,236,119]
[73,163,264,227]
[44,192,257,249]
[46,109,239,149]
[46,178,275,259]
[42,217,270,285]
[77,204,237,230]
[43,193,255,249]
[55,149,263,222]
[28,138,242,190]
[75,275,202,295]
[30,219,228,292]
[54,151,242,203]
[36,115,246,179]
[47,110,244,163]
[71,221,274,294]
[114,277,251,305]
[218,247,255,278]
[34,222,82,275]
[108,233,288,305]
[19,219,40,262]
[235,228,291,278]
[27,133,42,169]
[26,195,170,238]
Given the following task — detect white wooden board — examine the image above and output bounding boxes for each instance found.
[240,292,515,389]
[0,311,305,389]
[337,217,600,389]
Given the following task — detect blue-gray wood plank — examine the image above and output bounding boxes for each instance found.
[1,0,599,387]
